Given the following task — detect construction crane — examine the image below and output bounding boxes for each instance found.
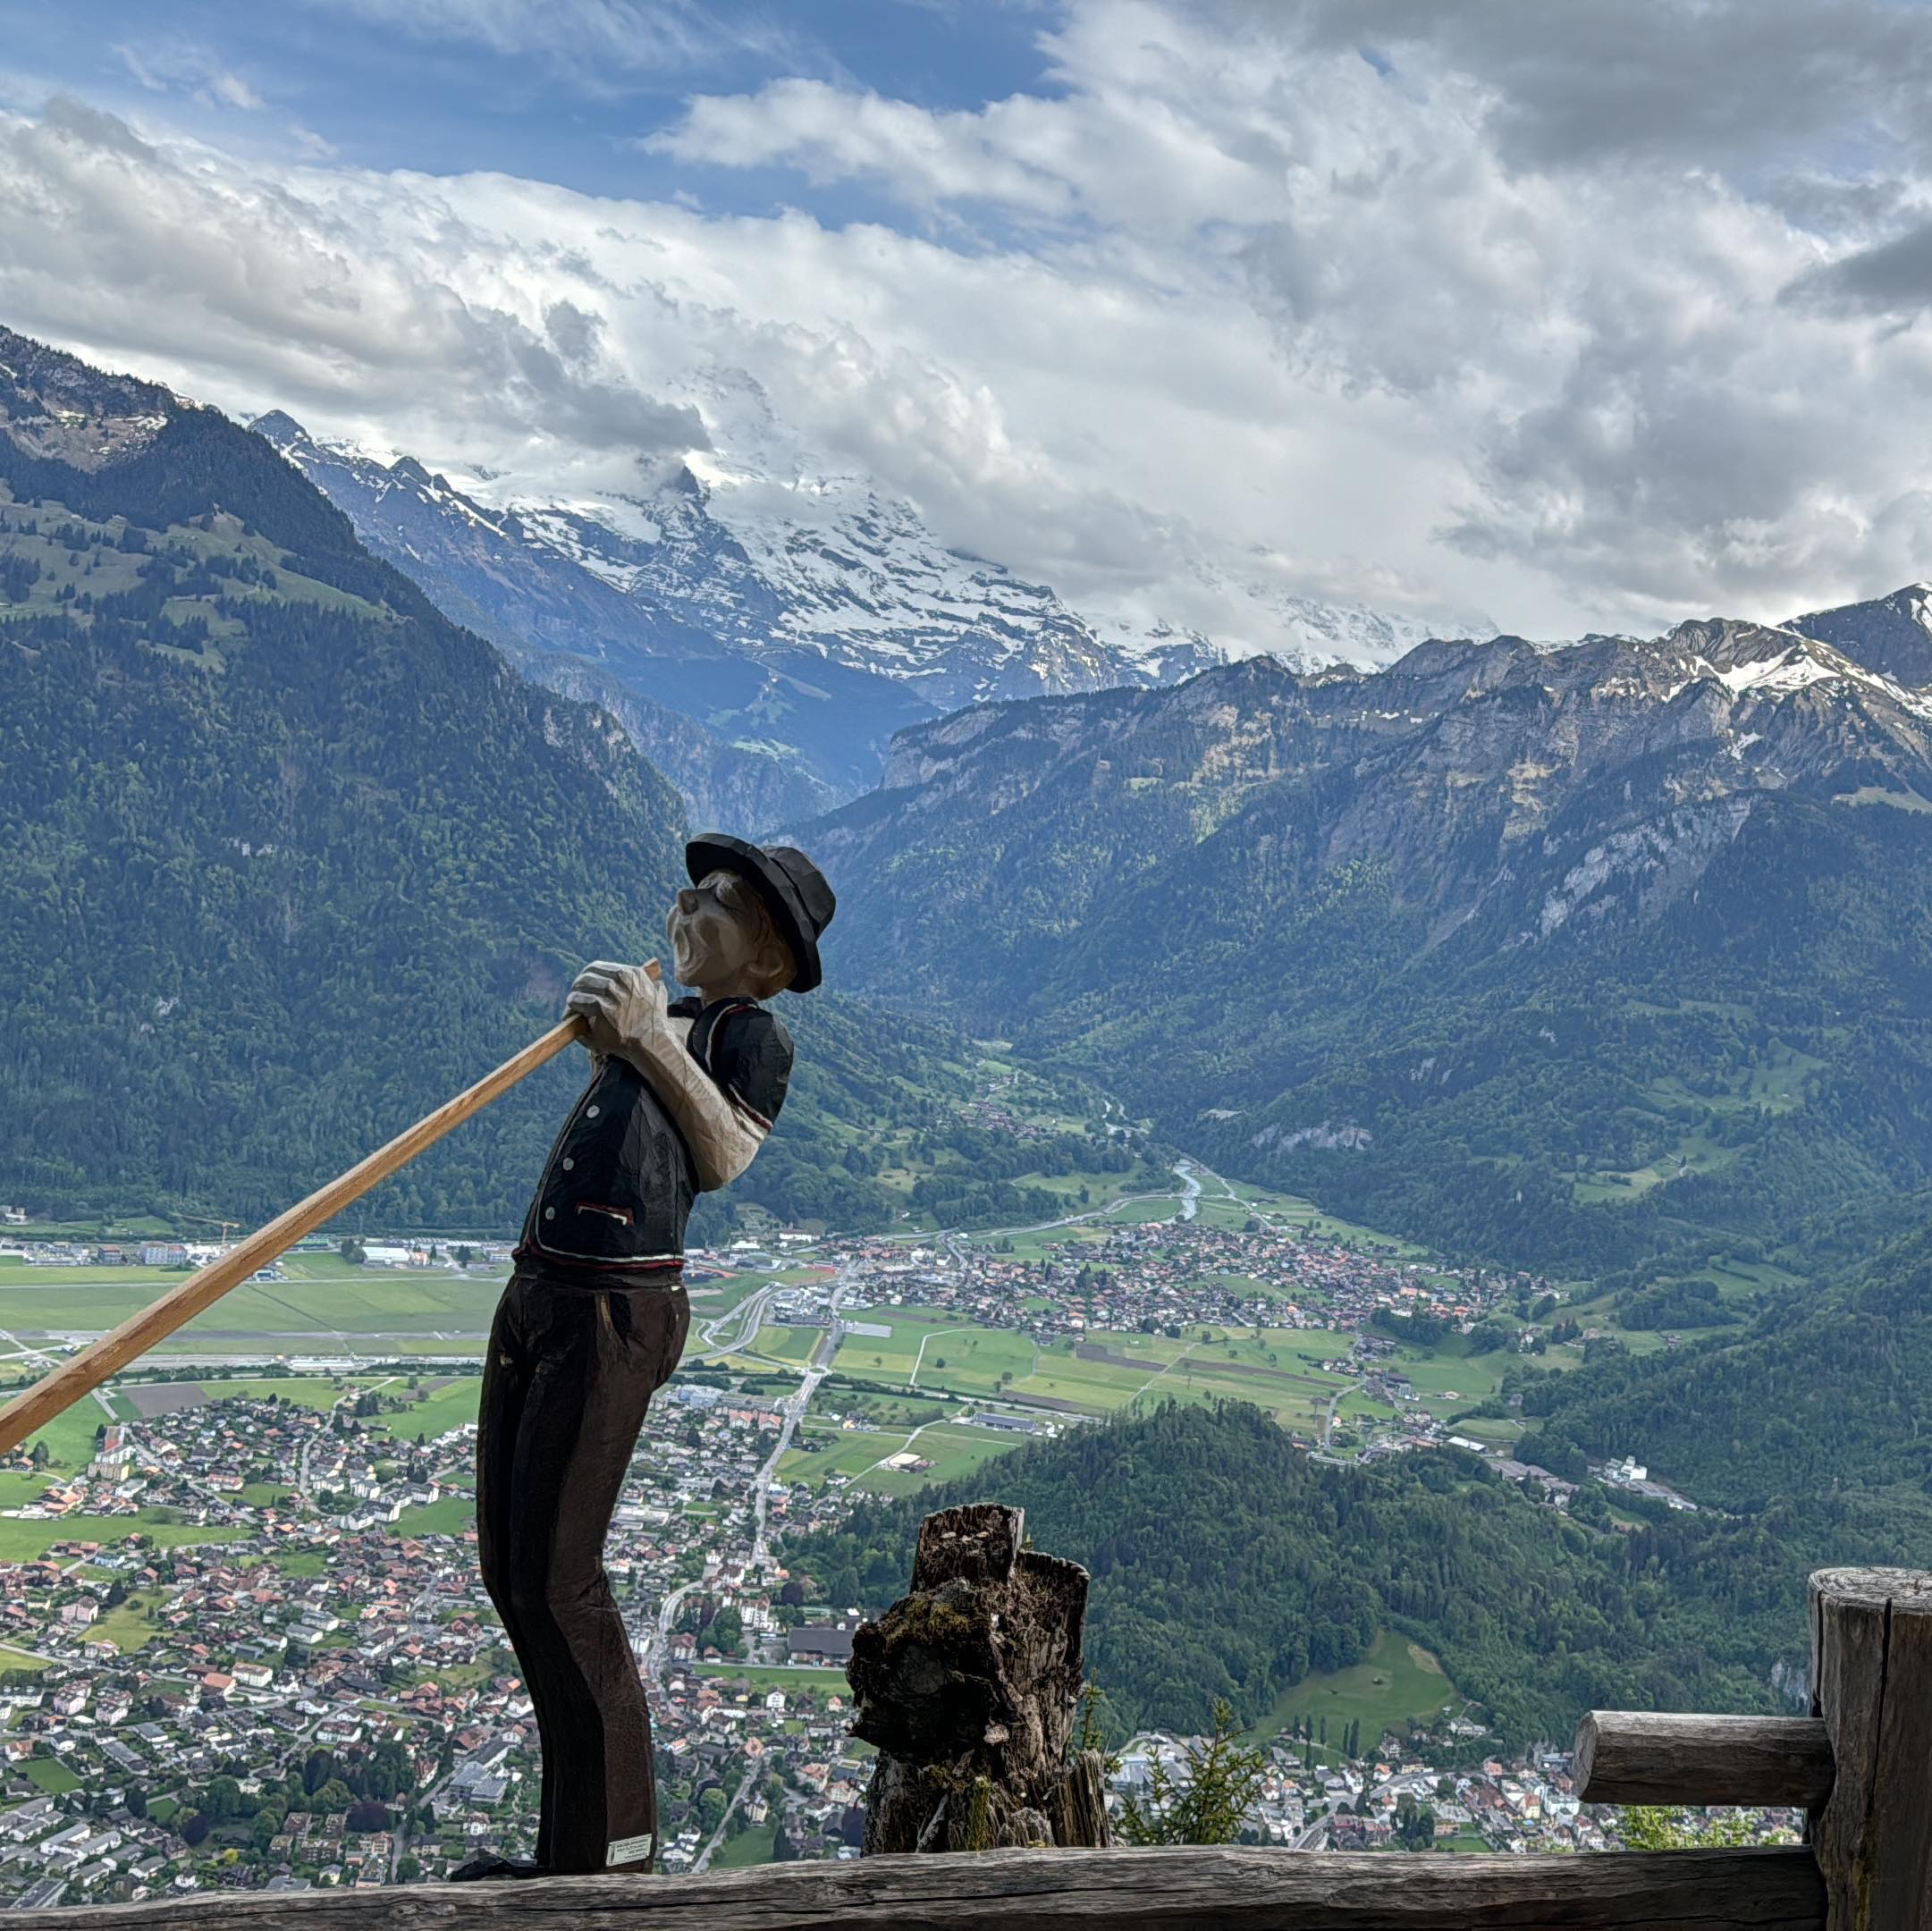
[178,1214,239,1251]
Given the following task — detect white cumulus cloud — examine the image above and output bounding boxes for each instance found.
[7,0,1932,649]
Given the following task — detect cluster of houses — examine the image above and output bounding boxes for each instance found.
[1110,1731,1801,1857]
[0,1185,1712,1908]
[815,1217,1528,1360]
[0,1362,922,1903]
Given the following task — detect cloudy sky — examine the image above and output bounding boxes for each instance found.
[7,0,1932,645]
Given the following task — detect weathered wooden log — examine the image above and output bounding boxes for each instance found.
[1808,1567,1932,1931]
[1048,1748,1111,1851]
[41,1844,1825,1930]
[847,1502,1108,1853]
[1573,1711,1835,1809]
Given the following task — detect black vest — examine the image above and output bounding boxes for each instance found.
[516,1000,759,1274]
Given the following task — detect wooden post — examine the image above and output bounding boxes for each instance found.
[1810,1567,1932,1931]
[846,1502,1109,1853]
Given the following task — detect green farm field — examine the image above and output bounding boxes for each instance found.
[904,1325,1037,1395]
[747,1322,827,1367]
[1439,1413,1524,1450]
[1145,1331,1358,1433]
[1004,1168,1170,1207]
[776,1423,907,1486]
[89,1589,170,1653]
[1006,1334,1193,1412]
[394,1495,476,1538]
[0,1397,137,1509]
[815,1385,952,1430]
[13,1401,103,1476]
[1261,1628,1464,1747]
[851,1422,1035,1496]
[779,1409,1041,1492]
[194,1375,361,1408]
[1336,1387,1401,1429]
[0,1263,505,1353]
[0,1517,247,1562]
[826,1312,1033,1392]
[710,1820,779,1868]
[1386,1345,1514,1410]
[1001,1326,1354,1424]
[365,1378,485,1444]
[261,1551,331,1579]
[691,1664,851,1695]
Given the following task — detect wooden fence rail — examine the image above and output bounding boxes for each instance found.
[1573,1711,1836,1809]
[1568,1566,1932,1931]
[41,1844,1827,1931]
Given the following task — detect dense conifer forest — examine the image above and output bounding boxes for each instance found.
[792,1400,1897,1747]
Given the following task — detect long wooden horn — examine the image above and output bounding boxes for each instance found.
[0,966,654,1455]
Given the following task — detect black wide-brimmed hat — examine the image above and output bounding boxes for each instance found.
[685,832,836,993]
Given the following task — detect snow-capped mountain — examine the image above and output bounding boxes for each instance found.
[256,408,1151,803]
[253,368,1486,807]
[494,363,1228,708]
[1104,545,1494,673]
[1788,582,1932,689]
[498,464,1143,712]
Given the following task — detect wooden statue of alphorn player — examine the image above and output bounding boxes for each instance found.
[455,833,835,1881]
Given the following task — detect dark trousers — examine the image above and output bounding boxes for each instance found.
[477,1268,690,1874]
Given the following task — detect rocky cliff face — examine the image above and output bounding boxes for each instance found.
[534,654,837,830]
[0,325,176,468]
[816,615,1932,962]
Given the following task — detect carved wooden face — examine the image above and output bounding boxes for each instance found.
[666,869,790,995]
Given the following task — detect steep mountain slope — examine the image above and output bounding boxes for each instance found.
[1788,581,1932,688]
[0,326,963,1235]
[800,620,1932,1272]
[791,1399,1877,1744]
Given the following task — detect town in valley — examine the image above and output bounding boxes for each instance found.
[0,1150,1757,1906]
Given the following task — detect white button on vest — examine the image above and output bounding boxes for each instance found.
[562,1157,574,1171]
[544,1207,556,1219]
[586,1105,601,1118]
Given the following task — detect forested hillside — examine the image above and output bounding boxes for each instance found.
[792,1400,1884,1747]
[0,328,984,1235]
[1514,1219,1932,1515]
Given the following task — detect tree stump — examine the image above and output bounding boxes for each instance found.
[847,1502,1110,1853]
